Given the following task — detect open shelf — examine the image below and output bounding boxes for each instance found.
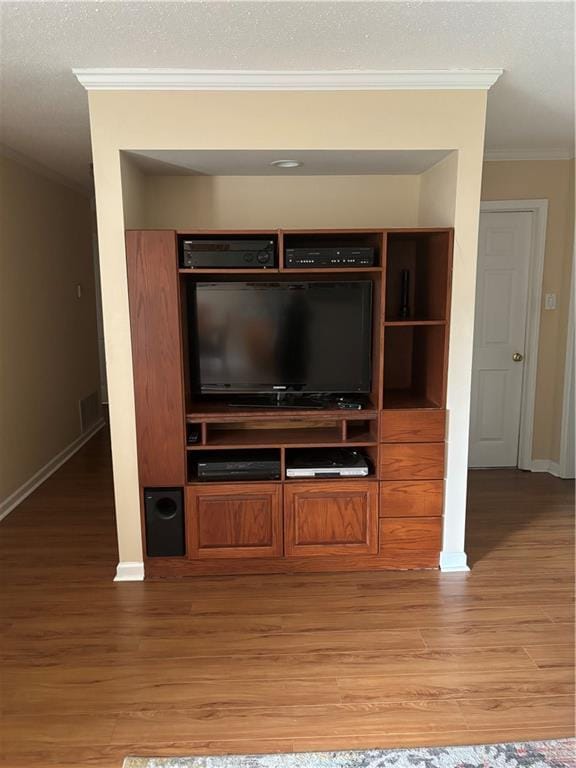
[284,445,377,480]
[186,417,378,449]
[179,268,280,275]
[383,325,446,409]
[384,319,446,327]
[186,403,378,422]
[385,231,451,322]
[283,230,382,269]
[187,448,281,484]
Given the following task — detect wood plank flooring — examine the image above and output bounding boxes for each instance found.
[0,429,574,767]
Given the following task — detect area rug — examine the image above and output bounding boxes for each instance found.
[123,739,575,768]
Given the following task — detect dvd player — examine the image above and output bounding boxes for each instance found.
[181,239,276,269]
[286,448,370,478]
[196,450,281,482]
[285,247,375,269]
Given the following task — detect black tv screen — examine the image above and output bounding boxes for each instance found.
[191,281,372,394]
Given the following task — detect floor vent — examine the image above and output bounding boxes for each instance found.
[79,392,101,432]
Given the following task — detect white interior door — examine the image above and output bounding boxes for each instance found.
[469,211,532,467]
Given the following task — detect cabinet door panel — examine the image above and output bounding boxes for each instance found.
[186,484,282,559]
[284,481,378,557]
[380,410,445,443]
[126,231,185,486]
[379,443,445,480]
[380,480,443,517]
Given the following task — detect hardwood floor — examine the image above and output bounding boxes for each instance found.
[1,429,574,767]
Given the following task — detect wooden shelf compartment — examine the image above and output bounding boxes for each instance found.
[283,230,383,269]
[284,445,378,481]
[179,268,280,275]
[383,324,447,410]
[177,232,280,271]
[187,448,282,485]
[384,231,452,322]
[186,403,378,422]
[186,417,378,450]
[384,319,447,327]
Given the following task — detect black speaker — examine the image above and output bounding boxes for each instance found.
[144,488,185,557]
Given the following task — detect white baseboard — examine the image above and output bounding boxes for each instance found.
[114,561,145,581]
[529,459,564,477]
[0,419,106,522]
[440,551,470,572]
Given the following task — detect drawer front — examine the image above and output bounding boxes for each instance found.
[379,517,442,554]
[284,481,378,558]
[379,443,445,480]
[379,480,443,517]
[378,517,442,568]
[186,483,282,560]
[380,410,445,443]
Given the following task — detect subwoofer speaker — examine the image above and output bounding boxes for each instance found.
[144,488,185,557]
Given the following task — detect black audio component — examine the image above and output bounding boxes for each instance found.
[285,247,375,268]
[144,488,185,557]
[195,451,281,482]
[181,239,276,269]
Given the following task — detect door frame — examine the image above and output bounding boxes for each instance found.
[558,256,575,478]
[478,200,548,470]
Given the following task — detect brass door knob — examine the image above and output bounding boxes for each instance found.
[513,352,524,362]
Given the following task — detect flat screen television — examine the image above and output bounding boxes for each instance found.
[189,281,372,395]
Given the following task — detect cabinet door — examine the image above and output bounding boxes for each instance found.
[186,484,282,560]
[284,481,378,557]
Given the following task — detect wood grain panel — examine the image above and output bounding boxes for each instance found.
[379,517,442,554]
[125,230,185,486]
[379,443,445,480]
[284,481,378,557]
[380,480,443,517]
[380,410,445,443]
[186,483,282,559]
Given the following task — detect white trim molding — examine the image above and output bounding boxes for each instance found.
[114,562,145,582]
[484,148,574,162]
[479,200,549,472]
[0,419,106,522]
[558,246,575,479]
[73,68,503,92]
[529,459,563,477]
[440,551,470,572]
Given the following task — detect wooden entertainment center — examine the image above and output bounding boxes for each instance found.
[126,228,453,578]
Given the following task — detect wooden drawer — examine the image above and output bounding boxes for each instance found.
[380,410,445,443]
[380,480,443,517]
[379,443,445,480]
[284,481,378,558]
[186,483,282,560]
[379,517,442,554]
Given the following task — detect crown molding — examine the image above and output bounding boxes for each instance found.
[484,147,574,161]
[73,68,503,92]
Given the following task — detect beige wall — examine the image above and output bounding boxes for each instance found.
[0,153,101,503]
[143,174,420,229]
[87,88,487,568]
[419,152,458,227]
[481,159,575,462]
[121,155,146,228]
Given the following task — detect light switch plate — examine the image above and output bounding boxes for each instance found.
[544,293,557,310]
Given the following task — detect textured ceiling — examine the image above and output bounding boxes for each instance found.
[0,1,573,187]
